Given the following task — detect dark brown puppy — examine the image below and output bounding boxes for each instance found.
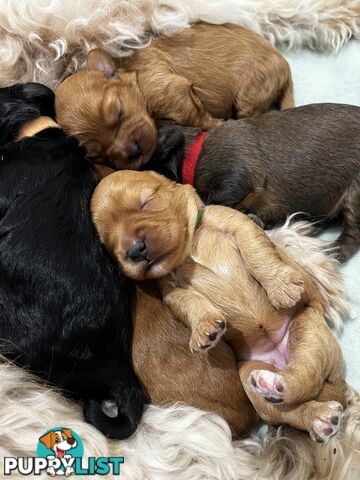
[146,103,360,262]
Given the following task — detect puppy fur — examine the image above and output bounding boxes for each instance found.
[91,170,347,443]
[0,84,144,440]
[146,104,360,262]
[132,281,256,438]
[0,83,56,144]
[55,22,293,169]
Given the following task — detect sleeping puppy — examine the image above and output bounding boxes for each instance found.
[0,83,144,440]
[55,22,293,170]
[145,103,360,261]
[91,170,347,443]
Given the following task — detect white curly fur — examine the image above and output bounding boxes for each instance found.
[0,0,359,89]
[0,361,359,480]
[0,220,358,479]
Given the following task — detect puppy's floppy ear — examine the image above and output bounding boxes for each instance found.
[86,48,116,78]
[155,126,185,163]
[39,431,56,450]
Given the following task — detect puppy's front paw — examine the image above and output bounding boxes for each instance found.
[190,317,226,353]
[265,267,304,309]
[310,402,343,443]
[249,369,285,403]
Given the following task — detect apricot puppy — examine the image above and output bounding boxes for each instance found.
[56,22,293,169]
[91,171,346,443]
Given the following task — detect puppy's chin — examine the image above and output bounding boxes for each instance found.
[119,249,179,281]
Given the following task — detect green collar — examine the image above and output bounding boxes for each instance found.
[195,209,203,230]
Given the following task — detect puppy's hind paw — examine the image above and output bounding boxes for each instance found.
[310,401,343,443]
[265,267,304,309]
[190,317,226,353]
[249,369,285,403]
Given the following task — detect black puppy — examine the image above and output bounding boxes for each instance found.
[146,104,360,262]
[0,83,143,439]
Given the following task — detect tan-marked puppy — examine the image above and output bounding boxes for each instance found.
[55,22,293,170]
[91,170,347,443]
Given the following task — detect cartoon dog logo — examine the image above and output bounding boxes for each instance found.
[39,428,77,477]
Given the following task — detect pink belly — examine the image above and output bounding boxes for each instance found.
[236,312,293,371]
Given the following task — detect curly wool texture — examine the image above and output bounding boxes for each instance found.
[0,0,360,89]
[0,360,359,480]
[268,216,348,331]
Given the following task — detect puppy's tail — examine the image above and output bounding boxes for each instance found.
[84,377,144,440]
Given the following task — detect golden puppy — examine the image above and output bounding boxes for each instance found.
[86,165,257,436]
[92,164,256,437]
[91,170,347,443]
[55,22,293,170]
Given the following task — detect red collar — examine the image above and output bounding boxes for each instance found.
[181,131,207,185]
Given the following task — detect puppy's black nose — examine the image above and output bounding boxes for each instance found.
[67,437,76,445]
[127,239,148,262]
[128,142,142,161]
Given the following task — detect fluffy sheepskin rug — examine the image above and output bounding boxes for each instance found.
[0,0,359,89]
[0,220,359,480]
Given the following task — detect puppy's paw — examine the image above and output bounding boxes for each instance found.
[310,402,343,443]
[190,317,226,353]
[249,369,285,403]
[265,267,304,309]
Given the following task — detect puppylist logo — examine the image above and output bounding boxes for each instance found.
[3,427,124,476]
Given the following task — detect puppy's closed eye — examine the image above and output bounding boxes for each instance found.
[140,191,154,211]
[139,185,162,210]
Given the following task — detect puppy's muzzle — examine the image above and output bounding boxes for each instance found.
[127,239,148,262]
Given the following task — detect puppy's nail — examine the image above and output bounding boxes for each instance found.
[208,332,217,341]
[275,381,284,392]
[330,416,339,426]
[265,396,283,404]
[250,375,257,388]
[315,434,325,443]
